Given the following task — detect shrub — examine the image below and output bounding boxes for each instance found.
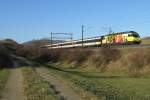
[125,48,150,77]
[0,39,21,54]
[17,46,34,60]
[0,46,13,68]
[87,47,121,71]
[33,49,63,64]
[61,49,93,66]
[100,47,121,63]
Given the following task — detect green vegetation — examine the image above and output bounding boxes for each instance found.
[0,69,9,98]
[47,66,150,100]
[22,67,58,100]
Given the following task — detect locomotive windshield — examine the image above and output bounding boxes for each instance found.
[131,33,140,37]
[128,31,140,37]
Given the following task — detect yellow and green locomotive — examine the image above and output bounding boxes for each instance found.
[102,31,141,45]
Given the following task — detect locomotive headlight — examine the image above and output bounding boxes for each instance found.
[134,37,142,43]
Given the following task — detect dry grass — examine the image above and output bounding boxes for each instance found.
[60,49,93,67]
[85,47,121,71]
[107,48,150,77]
[27,44,150,77]
[125,48,150,77]
[53,47,121,70]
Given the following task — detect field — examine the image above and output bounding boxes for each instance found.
[142,38,150,44]
[46,65,150,100]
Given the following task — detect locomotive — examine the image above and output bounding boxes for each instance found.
[101,31,141,44]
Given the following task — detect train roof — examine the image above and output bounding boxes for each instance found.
[106,31,138,36]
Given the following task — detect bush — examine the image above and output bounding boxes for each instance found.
[60,49,93,66]
[0,47,13,68]
[0,39,21,54]
[87,47,121,71]
[100,47,121,62]
[17,46,34,60]
[33,49,63,64]
[125,48,150,77]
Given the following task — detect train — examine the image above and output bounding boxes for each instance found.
[41,31,142,49]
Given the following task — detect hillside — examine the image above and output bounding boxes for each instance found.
[23,38,64,46]
[0,39,21,53]
[142,37,150,44]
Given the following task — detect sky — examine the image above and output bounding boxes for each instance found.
[0,0,150,43]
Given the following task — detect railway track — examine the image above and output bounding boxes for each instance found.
[103,44,150,49]
[68,44,150,49]
[42,43,150,50]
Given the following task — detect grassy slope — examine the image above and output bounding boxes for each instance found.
[46,66,150,100]
[22,67,58,100]
[0,69,9,98]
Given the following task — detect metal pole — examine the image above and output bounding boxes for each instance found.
[109,27,112,34]
[71,33,73,42]
[82,25,84,47]
[70,33,73,41]
[51,32,52,47]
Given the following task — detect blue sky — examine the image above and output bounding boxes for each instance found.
[0,0,150,43]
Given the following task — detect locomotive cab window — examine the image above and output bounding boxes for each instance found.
[128,34,132,37]
[128,32,140,37]
[131,33,140,37]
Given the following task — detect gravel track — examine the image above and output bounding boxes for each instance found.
[36,67,84,100]
[1,68,26,100]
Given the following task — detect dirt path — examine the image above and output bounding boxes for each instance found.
[1,68,26,100]
[36,67,84,100]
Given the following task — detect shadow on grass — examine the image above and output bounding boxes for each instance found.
[44,65,128,79]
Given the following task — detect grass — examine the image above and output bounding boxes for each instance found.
[0,69,9,98]
[22,67,59,100]
[46,65,150,100]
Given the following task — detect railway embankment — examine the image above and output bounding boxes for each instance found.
[35,47,150,77]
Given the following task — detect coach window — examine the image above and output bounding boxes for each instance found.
[128,34,132,37]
